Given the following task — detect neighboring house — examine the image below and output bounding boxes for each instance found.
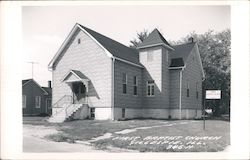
[48,23,204,122]
[22,79,52,116]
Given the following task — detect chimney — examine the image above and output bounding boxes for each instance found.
[48,81,51,88]
[188,37,194,43]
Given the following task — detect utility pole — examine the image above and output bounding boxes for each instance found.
[28,62,39,79]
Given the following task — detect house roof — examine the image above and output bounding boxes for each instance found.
[169,42,196,67]
[62,69,90,83]
[71,69,89,80]
[22,79,49,95]
[22,79,32,85]
[137,29,173,49]
[42,87,52,95]
[169,58,185,67]
[78,24,141,66]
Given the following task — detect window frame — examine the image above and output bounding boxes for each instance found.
[35,96,41,108]
[196,82,199,99]
[147,50,154,62]
[90,108,95,118]
[165,50,168,63]
[77,38,81,44]
[122,108,125,118]
[22,95,26,108]
[122,73,127,94]
[147,80,155,97]
[186,83,190,98]
[133,76,138,96]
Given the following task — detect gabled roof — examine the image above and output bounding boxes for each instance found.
[169,58,185,67]
[42,87,52,95]
[169,42,196,67]
[62,69,89,83]
[169,42,205,78]
[78,24,141,66]
[71,69,88,79]
[22,79,32,85]
[49,23,143,69]
[137,29,173,50]
[22,79,49,95]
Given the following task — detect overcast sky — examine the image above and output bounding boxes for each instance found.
[22,5,230,86]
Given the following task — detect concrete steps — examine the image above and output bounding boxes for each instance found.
[48,104,83,123]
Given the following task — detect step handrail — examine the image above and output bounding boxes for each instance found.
[65,97,88,118]
[52,95,73,116]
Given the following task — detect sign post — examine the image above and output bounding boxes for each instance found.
[204,90,221,130]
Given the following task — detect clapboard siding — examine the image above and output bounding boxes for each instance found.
[169,70,180,109]
[52,28,112,108]
[114,60,143,108]
[22,81,51,115]
[161,47,170,110]
[181,44,202,109]
[139,46,170,109]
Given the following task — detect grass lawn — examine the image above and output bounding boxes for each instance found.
[94,120,230,152]
[23,118,230,152]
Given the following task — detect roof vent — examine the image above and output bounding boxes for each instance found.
[188,37,194,43]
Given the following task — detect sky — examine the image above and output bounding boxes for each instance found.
[22,5,230,86]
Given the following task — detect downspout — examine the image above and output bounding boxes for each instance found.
[179,68,184,120]
[111,57,115,120]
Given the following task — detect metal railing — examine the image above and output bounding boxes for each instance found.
[52,95,73,116]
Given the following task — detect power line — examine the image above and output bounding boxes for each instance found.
[27,62,39,79]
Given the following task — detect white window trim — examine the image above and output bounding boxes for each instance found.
[122,73,127,94]
[147,81,155,97]
[35,96,41,108]
[166,50,168,63]
[90,108,95,118]
[187,82,190,98]
[133,76,138,96]
[122,108,125,118]
[147,50,154,62]
[22,95,26,108]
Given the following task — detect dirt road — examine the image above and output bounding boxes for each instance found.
[23,124,104,152]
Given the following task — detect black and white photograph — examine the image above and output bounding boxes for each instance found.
[1,1,250,160]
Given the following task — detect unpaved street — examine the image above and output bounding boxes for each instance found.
[23,124,104,152]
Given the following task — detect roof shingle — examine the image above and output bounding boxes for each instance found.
[22,79,32,85]
[79,24,142,66]
[169,42,196,67]
[137,29,171,48]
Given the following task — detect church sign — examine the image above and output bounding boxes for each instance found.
[205,90,221,99]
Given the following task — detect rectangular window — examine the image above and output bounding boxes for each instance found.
[147,80,155,96]
[187,83,190,97]
[78,38,81,44]
[22,95,26,108]
[90,108,95,118]
[35,96,41,108]
[166,50,168,62]
[122,108,125,118]
[196,82,198,99]
[133,76,138,95]
[147,51,154,62]
[122,73,127,94]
